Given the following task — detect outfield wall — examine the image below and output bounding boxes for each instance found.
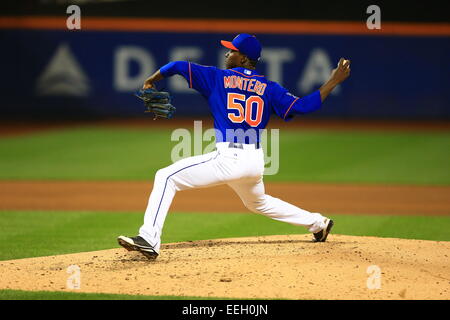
[1,17,449,119]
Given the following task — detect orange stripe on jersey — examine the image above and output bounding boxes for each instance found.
[283,98,299,119]
[188,62,192,88]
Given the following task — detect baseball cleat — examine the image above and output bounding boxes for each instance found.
[312,219,334,242]
[117,235,159,260]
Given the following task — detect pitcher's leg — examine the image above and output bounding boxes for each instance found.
[139,151,222,252]
[228,178,327,233]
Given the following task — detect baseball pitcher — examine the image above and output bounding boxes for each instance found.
[118,34,351,260]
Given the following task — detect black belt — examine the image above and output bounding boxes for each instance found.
[228,142,260,149]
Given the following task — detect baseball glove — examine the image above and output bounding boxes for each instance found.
[135,88,176,119]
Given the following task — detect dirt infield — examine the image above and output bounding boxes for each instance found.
[1,181,449,215]
[0,234,448,300]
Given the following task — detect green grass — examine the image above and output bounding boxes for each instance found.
[0,127,449,184]
[0,127,172,181]
[0,210,448,261]
[274,129,450,184]
[0,289,232,300]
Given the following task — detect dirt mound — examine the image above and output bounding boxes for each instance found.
[0,234,449,300]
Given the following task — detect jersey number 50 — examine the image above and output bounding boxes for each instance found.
[227,93,264,127]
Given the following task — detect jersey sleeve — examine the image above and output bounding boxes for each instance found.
[159,61,217,97]
[270,83,322,121]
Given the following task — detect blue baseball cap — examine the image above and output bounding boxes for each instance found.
[221,34,262,61]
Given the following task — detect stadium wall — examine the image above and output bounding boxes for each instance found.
[1,17,449,119]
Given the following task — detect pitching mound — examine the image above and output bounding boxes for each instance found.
[0,234,448,300]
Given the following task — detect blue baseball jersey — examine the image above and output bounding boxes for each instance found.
[160,61,322,145]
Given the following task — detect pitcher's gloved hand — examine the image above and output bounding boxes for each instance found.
[135,88,176,119]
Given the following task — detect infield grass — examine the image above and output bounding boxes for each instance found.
[0,289,234,300]
[0,127,449,185]
[0,210,449,261]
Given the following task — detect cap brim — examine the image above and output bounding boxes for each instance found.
[221,40,238,51]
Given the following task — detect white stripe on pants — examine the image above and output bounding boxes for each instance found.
[139,143,327,253]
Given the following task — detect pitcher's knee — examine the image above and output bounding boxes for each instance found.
[154,168,171,183]
[244,196,268,213]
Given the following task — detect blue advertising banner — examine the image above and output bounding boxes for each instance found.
[1,29,449,119]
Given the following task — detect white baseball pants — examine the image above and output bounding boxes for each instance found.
[139,142,328,253]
